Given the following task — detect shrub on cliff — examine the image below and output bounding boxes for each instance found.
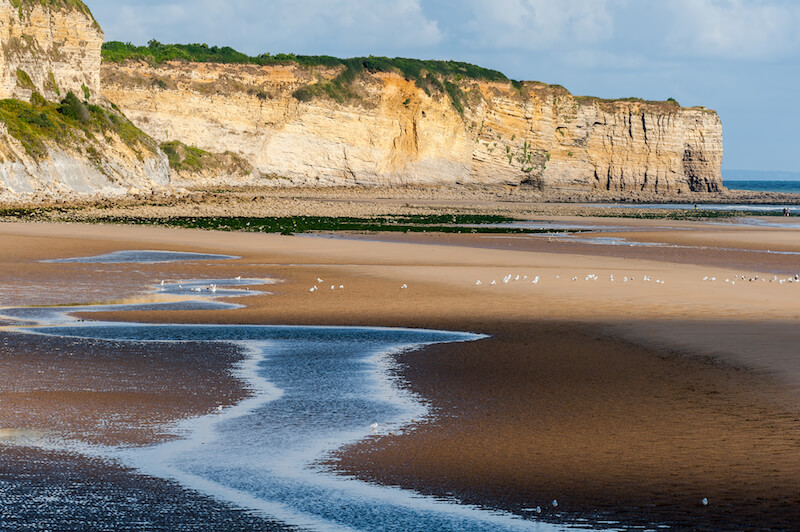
[102,41,507,112]
[57,91,90,123]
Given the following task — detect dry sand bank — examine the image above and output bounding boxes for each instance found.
[0,220,799,529]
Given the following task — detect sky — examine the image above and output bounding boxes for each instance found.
[85,0,800,174]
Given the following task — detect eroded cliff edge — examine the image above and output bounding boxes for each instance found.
[101,56,723,193]
[0,1,168,199]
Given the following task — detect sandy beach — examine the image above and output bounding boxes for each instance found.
[0,215,799,530]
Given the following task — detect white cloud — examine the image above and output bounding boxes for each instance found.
[666,0,800,59]
[461,0,617,50]
[91,0,442,55]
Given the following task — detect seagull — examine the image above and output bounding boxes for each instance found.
[475,280,482,285]
[701,498,708,506]
[370,422,379,429]
[317,278,324,283]
[160,280,165,286]
[331,285,335,290]
[235,276,242,281]
[552,500,558,507]
[309,286,317,292]
[490,280,496,285]
[401,284,408,289]
[339,285,344,289]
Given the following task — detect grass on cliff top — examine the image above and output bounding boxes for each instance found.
[102,41,508,112]
[102,41,507,82]
[0,92,156,160]
[10,0,96,21]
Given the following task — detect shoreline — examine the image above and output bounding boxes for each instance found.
[0,220,798,529]
[2,185,800,225]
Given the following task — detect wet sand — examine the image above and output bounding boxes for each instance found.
[0,220,799,529]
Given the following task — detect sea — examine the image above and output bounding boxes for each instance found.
[723,170,800,194]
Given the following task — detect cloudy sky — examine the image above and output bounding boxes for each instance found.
[85,0,800,174]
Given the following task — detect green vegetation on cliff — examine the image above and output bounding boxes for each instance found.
[0,92,156,160]
[10,0,96,19]
[102,41,508,111]
[160,140,252,176]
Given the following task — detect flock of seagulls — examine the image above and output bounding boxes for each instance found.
[308,278,408,292]
[309,278,347,292]
[472,271,800,289]
[304,269,799,296]
[703,274,799,285]
[475,272,670,287]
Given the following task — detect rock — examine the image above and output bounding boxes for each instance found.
[102,63,723,193]
[0,1,170,200]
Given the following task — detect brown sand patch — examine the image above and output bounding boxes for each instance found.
[331,321,800,530]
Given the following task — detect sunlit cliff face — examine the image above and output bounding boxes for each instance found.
[101,60,722,193]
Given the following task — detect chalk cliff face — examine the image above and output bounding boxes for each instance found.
[0,0,101,101]
[0,1,169,199]
[102,61,723,193]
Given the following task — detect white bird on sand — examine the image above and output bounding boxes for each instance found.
[701,497,708,506]
[317,278,324,283]
[339,285,344,289]
[309,286,318,292]
[215,405,223,413]
[331,285,335,290]
[160,280,165,286]
[401,284,408,289]
[534,506,542,514]
[703,276,708,281]
[235,276,242,281]
[475,280,482,285]
[552,499,558,507]
[370,422,379,429]
[490,280,496,285]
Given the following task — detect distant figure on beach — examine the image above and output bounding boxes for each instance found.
[694,204,698,210]
[783,207,791,217]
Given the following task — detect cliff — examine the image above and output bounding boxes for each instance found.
[101,54,723,193]
[0,1,168,199]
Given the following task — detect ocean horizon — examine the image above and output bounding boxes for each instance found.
[723,170,800,193]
